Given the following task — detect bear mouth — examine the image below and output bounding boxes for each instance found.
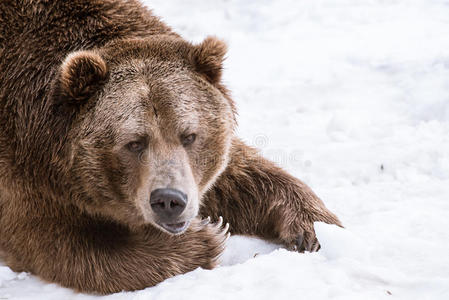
[159,221,190,234]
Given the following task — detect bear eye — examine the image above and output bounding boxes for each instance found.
[126,140,146,153]
[181,133,197,147]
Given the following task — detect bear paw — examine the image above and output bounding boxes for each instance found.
[284,227,320,253]
[187,216,230,268]
[294,228,320,252]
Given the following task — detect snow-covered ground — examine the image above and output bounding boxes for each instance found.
[1,0,449,299]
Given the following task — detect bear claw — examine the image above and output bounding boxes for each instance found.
[212,216,228,235]
[200,216,211,226]
[213,217,230,242]
[311,240,320,252]
[296,235,304,251]
[216,216,223,227]
[223,222,230,234]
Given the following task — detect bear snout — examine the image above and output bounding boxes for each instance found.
[150,188,187,222]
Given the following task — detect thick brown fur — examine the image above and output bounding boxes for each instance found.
[0,0,341,295]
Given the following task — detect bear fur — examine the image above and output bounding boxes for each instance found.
[0,0,342,294]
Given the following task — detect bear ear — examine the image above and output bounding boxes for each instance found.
[190,36,227,84]
[58,50,109,103]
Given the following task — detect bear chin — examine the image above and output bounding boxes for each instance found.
[157,220,191,234]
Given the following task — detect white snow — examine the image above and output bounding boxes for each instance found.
[2,0,449,299]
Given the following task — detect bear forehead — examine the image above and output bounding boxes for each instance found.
[99,67,202,115]
[86,73,202,141]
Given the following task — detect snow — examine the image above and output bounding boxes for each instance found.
[2,0,449,299]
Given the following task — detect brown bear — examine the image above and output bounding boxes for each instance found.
[0,0,341,294]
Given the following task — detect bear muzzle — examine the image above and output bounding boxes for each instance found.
[150,188,190,234]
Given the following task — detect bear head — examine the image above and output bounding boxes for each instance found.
[54,36,236,234]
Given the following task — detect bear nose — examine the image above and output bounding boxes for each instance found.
[150,188,187,221]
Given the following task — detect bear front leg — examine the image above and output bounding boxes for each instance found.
[80,219,229,293]
[1,215,228,294]
[201,138,342,252]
